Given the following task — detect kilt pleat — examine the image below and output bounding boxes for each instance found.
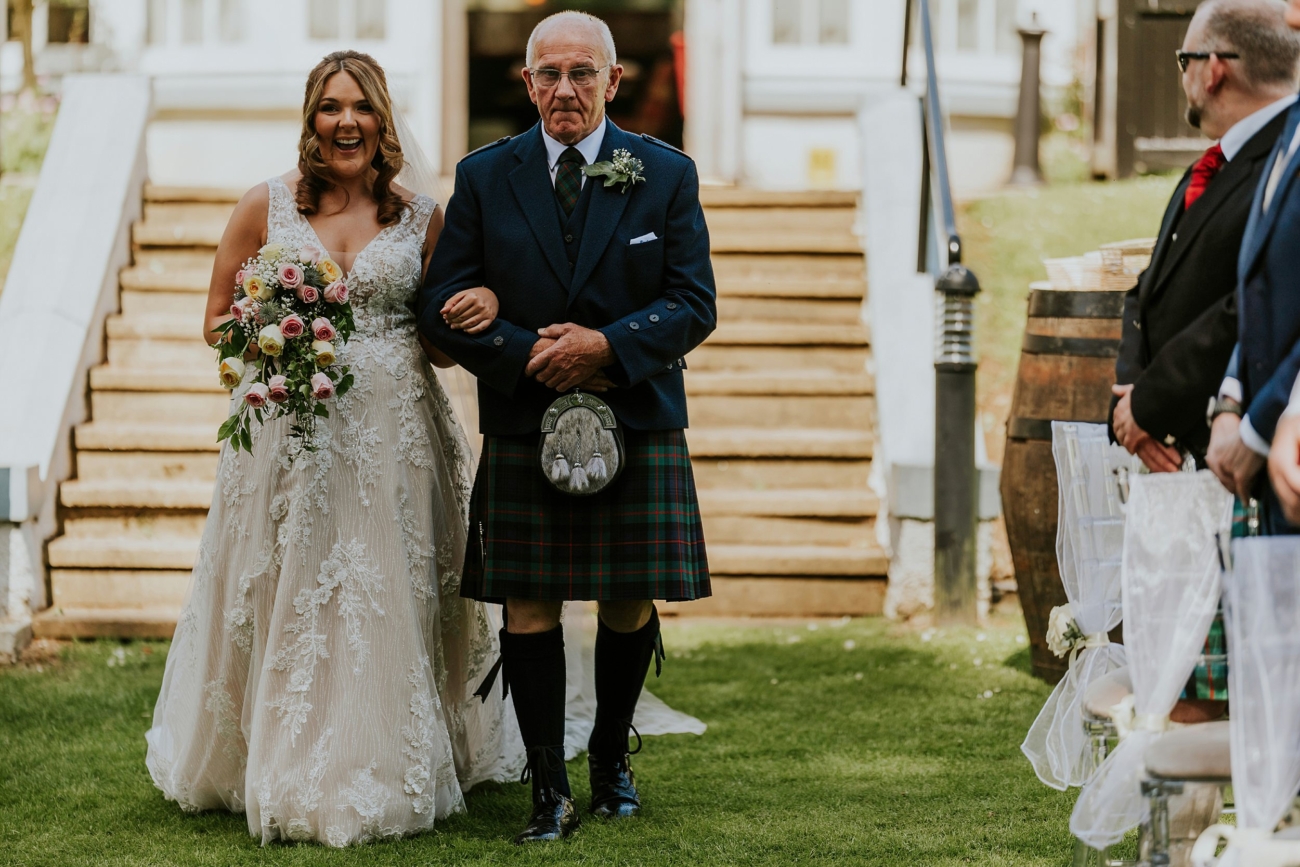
[460,429,711,603]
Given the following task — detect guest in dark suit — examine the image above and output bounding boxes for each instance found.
[1111,0,1300,472]
[1207,1,1300,533]
[416,10,716,844]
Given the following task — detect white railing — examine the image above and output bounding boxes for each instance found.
[0,74,151,633]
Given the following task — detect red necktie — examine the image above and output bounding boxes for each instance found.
[1184,144,1226,210]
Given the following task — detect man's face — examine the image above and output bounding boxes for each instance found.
[523,26,623,145]
[1181,18,1210,129]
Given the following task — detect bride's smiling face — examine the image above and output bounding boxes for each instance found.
[313,71,380,179]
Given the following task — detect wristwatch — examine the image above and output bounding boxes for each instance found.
[1207,395,1243,428]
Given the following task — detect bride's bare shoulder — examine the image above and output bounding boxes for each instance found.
[390,181,419,204]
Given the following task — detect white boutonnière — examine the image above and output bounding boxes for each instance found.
[583,149,646,195]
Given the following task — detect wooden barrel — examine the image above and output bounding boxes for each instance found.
[1001,285,1126,683]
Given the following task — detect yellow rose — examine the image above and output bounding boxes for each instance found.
[258,243,285,260]
[317,258,343,283]
[311,339,336,367]
[244,274,273,302]
[258,324,285,356]
[217,357,245,389]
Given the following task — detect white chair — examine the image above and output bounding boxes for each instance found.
[1070,471,1232,853]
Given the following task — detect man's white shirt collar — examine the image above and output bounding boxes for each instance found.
[1219,93,1297,161]
[542,121,606,173]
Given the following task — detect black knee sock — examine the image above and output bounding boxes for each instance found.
[589,607,662,760]
[499,625,571,798]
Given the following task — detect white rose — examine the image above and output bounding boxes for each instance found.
[1045,603,1077,658]
[258,324,285,357]
[218,356,246,389]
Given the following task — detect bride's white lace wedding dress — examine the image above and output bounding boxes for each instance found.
[146,178,523,846]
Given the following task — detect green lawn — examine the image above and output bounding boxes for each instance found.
[0,616,1105,866]
[0,97,57,298]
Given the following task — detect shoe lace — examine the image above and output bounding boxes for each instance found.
[520,746,567,791]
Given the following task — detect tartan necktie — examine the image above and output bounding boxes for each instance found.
[1183,144,1226,210]
[555,146,585,217]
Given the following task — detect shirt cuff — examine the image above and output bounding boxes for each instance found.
[1240,414,1271,457]
[1219,377,1243,403]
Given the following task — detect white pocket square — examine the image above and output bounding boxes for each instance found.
[630,232,658,245]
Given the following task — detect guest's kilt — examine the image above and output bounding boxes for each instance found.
[460,429,711,603]
[1179,497,1253,701]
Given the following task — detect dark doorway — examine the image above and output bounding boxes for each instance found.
[466,0,685,152]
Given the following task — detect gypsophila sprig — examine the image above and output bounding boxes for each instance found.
[214,242,355,454]
[583,148,646,194]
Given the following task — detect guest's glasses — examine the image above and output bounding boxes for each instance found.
[528,65,610,88]
[1176,50,1240,72]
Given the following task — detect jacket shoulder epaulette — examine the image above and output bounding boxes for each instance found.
[639,133,690,158]
[463,136,512,159]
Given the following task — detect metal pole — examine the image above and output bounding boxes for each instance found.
[1010,17,1047,186]
[901,0,914,87]
[934,263,980,624]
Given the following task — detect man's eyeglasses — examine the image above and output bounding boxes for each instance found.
[528,66,609,88]
[1176,50,1240,72]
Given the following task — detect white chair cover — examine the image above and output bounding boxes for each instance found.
[1070,471,1232,849]
[1022,422,1130,789]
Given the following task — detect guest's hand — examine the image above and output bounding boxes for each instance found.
[442,286,498,334]
[1269,414,1300,525]
[1207,412,1265,500]
[525,323,616,392]
[1111,384,1141,449]
[1134,436,1183,473]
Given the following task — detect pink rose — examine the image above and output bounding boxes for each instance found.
[310,371,335,400]
[311,317,337,341]
[298,243,324,265]
[267,374,291,403]
[279,313,305,339]
[323,281,349,304]
[296,284,320,304]
[277,262,304,290]
[244,382,270,408]
[235,268,247,285]
[230,296,252,320]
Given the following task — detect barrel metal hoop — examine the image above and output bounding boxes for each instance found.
[1021,334,1120,357]
[1007,416,1108,441]
[1027,290,1127,319]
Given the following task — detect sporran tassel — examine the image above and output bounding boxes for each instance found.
[568,465,589,492]
[585,451,607,481]
[550,452,571,483]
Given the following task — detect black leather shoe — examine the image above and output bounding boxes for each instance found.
[514,790,580,844]
[589,753,641,818]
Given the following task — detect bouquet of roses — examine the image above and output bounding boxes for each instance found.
[213,242,355,453]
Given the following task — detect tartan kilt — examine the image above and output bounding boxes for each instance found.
[1179,496,1253,701]
[460,429,711,603]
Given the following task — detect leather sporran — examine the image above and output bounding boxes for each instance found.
[538,391,625,496]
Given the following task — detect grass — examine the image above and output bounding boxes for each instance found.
[0,94,57,297]
[958,163,1182,463]
[0,616,1100,866]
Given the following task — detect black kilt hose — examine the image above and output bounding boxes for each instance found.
[461,429,711,603]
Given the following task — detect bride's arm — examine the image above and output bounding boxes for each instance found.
[418,205,457,368]
[203,184,270,346]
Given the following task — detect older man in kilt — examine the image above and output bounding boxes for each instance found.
[417,10,715,845]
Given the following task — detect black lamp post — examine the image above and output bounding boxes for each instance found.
[1011,15,1047,186]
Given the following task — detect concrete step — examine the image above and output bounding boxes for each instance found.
[62,513,208,538]
[709,544,888,576]
[697,487,878,518]
[690,394,872,429]
[91,390,229,424]
[48,535,199,570]
[121,288,209,316]
[716,296,862,323]
[144,200,236,224]
[130,248,216,274]
[685,370,873,396]
[701,515,875,546]
[32,606,179,639]
[75,451,219,482]
[663,576,885,617]
[686,345,868,373]
[145,183,240,203]
[713,254,864,298]
[133,219,225,248]
[107,313,210,341]
[75,422,220,452]
[710,233,860,255]
[699,189,858,208]
[90,364,223,393]
[688,427,873,459]
[120,265,211,294]
[708,321,868,346]
[60,478,216,509]
[107,337,214,368]
[692,458,871,490]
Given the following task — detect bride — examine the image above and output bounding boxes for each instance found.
[145,50,520,846]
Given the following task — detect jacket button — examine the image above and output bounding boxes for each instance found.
[493,336,504,346]
[666,302,678,310]
[629,322,640,331]
[649,314,660,322]
[565,234,574,243]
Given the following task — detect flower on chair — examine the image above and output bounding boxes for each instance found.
[1046,603,1086,658]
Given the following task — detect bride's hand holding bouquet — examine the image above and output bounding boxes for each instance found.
[213,242,355,452]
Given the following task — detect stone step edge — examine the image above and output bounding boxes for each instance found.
[32,607,179,639]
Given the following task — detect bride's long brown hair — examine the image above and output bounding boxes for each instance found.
[296,50,407,226]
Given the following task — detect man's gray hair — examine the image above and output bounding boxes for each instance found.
[525,11,617,69]
[1201,0,1300,89]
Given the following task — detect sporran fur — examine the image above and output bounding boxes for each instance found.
[538,392,625,496]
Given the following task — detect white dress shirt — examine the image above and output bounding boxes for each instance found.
[541,122,606,189]
[1211,95,1300,454]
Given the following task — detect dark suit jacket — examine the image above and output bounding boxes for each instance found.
[416,119,717,435]
[1110,110,1288,459]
